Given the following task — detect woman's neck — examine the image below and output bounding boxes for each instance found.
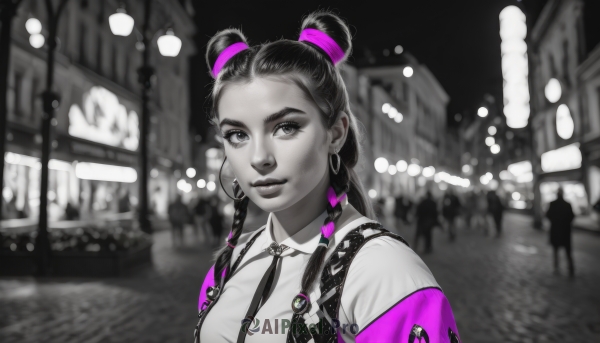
[270,177,363,244]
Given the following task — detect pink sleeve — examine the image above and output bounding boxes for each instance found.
[355,287,460,343]
[198,265,216,311]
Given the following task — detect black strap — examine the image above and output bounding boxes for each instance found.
[194,228,265,343]
[236,254,282,343]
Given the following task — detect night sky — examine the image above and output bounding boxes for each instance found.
[190,0,563,135]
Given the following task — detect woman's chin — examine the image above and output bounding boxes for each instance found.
[250,191,297,214]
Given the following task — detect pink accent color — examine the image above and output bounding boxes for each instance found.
[198,265,216,310]
[198,264,227,311]
[227,242,235,249]
[211,42,249,78]
[355,288,460,343]
[297,293,309,302]
[321,221,335,239]
[299,28,345,64]
[327,186,347,208]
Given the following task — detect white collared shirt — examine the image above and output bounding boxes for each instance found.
[199,199,439,342]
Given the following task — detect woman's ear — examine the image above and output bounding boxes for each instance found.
[329,112,350,153]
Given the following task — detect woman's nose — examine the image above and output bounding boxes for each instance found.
[250,137,276,171]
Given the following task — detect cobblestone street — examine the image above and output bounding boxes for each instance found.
[1,212,599,343]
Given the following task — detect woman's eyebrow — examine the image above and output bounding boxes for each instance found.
[219,107,306,129]
[262,107,306,124]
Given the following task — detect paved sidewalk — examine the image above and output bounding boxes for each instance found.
[389,213,600,343]
[0,213,599,342]
[0,228,215,343]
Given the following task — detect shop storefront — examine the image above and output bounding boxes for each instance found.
[535,143,593,224]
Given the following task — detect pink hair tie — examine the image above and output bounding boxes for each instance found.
[299,28,345,64]
[211,42,249,78]
[321,221,335,239]
[227,242,235,249]
[327,186,347,208]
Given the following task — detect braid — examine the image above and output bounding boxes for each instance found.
[214,185,250,287]
[299,162,350,294]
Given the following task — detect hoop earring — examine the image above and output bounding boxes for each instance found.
[219,157,247,201]
[329,149,341,175]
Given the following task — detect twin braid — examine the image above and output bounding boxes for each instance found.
[299,161,350,296]
[213,183,251,287]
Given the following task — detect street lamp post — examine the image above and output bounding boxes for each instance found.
[35,0,69,276]
[0,0,24,222]
[109,1,182,234]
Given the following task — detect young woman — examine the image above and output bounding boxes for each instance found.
[194,11,461,343]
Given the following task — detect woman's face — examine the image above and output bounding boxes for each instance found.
[217,77,331,213]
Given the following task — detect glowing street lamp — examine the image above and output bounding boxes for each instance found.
[545,78,561,103]
[157,28,182,57]
[25,18,42,34]
[491,144,501,154]
[407,163,421,177]
[108,8,135,37]
[403,66,414,78]
[477,107,489,117]
[396,160,408,172]
[186,167,196,178]
[374,157,389,173]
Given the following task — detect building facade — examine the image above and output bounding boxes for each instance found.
[3,0,195,223]
[529,0,599,228]
[341,53,451,201]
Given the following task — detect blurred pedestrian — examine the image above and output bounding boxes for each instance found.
[415,191,439,253]
[168,194,190,247]
[442,188,461,241]
[64,202,80,220]
[208,196,224,247]
[193,193,212,244]
[473,189,489,234]
[462,191,477,229]
[486,190,505,237]
[546,188,575,277]
[394,193,412,227]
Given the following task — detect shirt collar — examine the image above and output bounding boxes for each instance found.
[260,196,372,254]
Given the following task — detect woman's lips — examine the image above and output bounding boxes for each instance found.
[254,181,286,196]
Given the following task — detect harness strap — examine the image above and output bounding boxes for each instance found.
[286,222,408,343]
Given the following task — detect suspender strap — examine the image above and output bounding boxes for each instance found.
[236,253,283,343]
[194,228,265,343]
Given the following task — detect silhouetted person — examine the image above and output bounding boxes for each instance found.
[486,190,504,237]
[208,197,224,247]
[442,188,461,241]
[394,194,412,226]
[168,195,190,247]
[415,191,439,253]
[64,202,80,220]
[193,194,212,244]
[546,188,575,277]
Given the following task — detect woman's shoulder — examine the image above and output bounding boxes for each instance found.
[338,229,440,330]
[349,231,439,290]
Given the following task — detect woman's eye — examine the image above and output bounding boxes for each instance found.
[274,122,301,137]
[223,131,248,145]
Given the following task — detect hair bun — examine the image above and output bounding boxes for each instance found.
[300,11,352,64]
[206,28,249,76]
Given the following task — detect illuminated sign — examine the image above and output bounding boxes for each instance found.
[507,160,533,183]
[499,6,530,129]
[68,86,139,151]
[556,104,574,140]
[541,143,582,173]
[75,162,137,183]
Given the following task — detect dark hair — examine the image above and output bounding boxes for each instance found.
[207,11,376,294]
